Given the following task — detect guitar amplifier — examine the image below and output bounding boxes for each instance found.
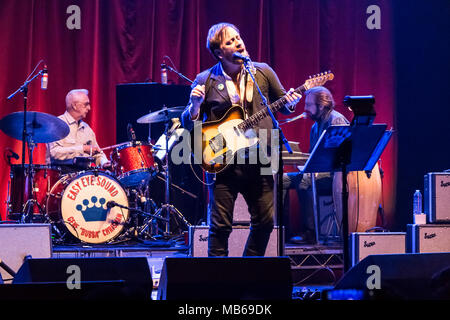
[189,225,282,257]
[350,232,406,266]
[424,172,450,223]
[233,193,250,225]
[407,224,450,253]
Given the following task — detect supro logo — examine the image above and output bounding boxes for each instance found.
[424,233,436,239]
[364,241,376,248]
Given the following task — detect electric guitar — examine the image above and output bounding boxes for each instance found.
[193,71,334,173]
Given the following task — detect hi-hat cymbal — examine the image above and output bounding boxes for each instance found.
[137,106,185,124]
[0,111,70,143]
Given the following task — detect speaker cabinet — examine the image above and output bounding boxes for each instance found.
[407,224,450,253]
[233,193,250,224]
[350,232,406,266]
[0,224,52,282]
[425,172,450,223]
[157,257,292,300]
[335,252,450,299]
[11,257,152,299]
[189,225,282,257]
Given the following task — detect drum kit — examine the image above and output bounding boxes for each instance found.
[0,106,193,246]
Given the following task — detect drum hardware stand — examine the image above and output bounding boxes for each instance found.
[20,137,47,223]
[107,200,169,243]
[153,116,192,237]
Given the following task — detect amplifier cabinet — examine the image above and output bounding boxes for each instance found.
[424,172,450,223]
[189,225,282,257]
[350,232,406,266]
[0,224,52,283]
[407,224,450,253]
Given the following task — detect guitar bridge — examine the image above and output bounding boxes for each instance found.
[210,150,233,165]
[209,133,226,153]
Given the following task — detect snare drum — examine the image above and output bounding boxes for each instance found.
[110,141,156,187]
[8,164,61,216]
[46,171,129,244]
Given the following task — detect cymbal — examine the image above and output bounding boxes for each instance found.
[0,111,70,143]
[137,106,184,124]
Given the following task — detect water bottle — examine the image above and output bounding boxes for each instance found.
[413,190,422,215]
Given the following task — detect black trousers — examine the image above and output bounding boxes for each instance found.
[207,164,274,256]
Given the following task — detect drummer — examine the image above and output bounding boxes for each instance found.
[45,89,111,169]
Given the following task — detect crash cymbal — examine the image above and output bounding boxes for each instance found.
[137,106,184,124]
[0,111,70,143]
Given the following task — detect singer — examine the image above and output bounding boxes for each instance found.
[45,89,111,169]
[181,23,301,257]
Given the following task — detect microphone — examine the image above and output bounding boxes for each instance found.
[232,52,251,62]
[280,112,308,125]
[161,63,168,84]
[127,123,136,141]
[106,201,117,208]
[41,65,48,90]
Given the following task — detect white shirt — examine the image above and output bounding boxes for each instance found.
[219,62,255,118]
[45,111,108,166]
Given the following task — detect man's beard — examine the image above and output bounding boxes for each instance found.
[311,108,328,122]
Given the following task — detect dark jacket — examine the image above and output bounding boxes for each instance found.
[181,62,295,136]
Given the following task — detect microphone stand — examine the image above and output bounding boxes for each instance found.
[161,63,194,84]
[108,202,169,222]
[7,68,45,165]
[7,67,46,223]
[242,59,292,256]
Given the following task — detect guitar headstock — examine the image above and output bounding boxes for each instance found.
[303,71,334,90]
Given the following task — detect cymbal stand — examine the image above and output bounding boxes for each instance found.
[20,135,43,223]
[153,117,191,237]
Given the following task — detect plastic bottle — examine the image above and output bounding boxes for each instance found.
[413,190,422,215]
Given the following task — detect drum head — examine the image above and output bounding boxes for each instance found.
[59,172,129,244]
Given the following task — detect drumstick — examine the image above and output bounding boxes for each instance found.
[100,142,128,151]
[101,141,157,151]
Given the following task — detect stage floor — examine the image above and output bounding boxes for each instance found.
[52,240,344,297]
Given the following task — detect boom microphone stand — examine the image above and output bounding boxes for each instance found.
[6,63,47,222]
[240,56,292,256]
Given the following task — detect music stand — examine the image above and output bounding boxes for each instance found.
[301,123,390,272]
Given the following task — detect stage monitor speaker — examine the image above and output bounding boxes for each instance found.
[189,225,282,257]
[11,257,152,300]
[157,257,292,300]
[335,252,450,300]
[0,224,52,283]
[350,232,406,266]
[424,172,450,223]
[407,224,450,253]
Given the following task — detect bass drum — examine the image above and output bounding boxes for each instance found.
[46,171,129,244]
[333,163,382,233]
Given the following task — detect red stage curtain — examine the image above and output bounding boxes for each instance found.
[0,0,396,228]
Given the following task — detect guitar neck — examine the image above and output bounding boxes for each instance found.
[238,84,306,131]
